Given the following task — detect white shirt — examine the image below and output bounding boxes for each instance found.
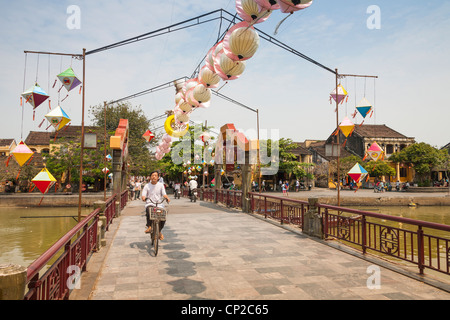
[189,180,198,190]
[142,182,167,208]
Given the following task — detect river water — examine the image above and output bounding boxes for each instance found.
[0,205,449,270]
[0,207,92,269]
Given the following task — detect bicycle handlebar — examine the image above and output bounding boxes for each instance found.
[145,197,168,205]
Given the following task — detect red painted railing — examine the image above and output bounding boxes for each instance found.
[249,192,308,226]
[320,204,450,276]
[24,191,127,300]
[249,192,450,277]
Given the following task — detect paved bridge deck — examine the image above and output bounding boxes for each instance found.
[71,197,450,301]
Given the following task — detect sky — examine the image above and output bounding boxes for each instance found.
[1,0,449,149]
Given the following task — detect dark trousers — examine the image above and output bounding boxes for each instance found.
[145,206,165,230]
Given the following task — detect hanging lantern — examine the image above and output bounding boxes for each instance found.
[142,129,155,142]
[278,0,313,13]
[32,167,57,194]
[57,67,82,92]
[175,91,185,104]
[175,102,192,115]
[236,0,272,24]
[338,117,355,138]
[198,65,220,88]
[330,84,348,105]
[102,167,110,174]
[21,83,49,110]
[182,78,199,96]
[11,141,34,167]
[255,0,281,11]
[364,141,385,162]
[223,21,260,61]
[348,163,368,184]
[214,49,246,81]
[175,112,190,126]
[192,84,211,104]
[45,106,71,131]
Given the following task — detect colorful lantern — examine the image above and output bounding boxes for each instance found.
[236,0,272,24]
[32,168,57,194]
[45,106,71,131]
[338,117,355,138]
[57,67,82,92]
[198,65,220,88]
[142,130,155,142]
[355,97,373,125]
[11,141,34,167]
[223,21,260,61]
[330,84,348,105]
[21,83,49,110]
[348,163,368,184]
[364,141,385,161]
[278,0,313,13]
[214,48,246,81]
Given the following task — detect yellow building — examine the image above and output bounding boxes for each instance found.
[0,139,17,156]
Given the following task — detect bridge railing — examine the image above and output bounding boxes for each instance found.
[248,192,450,277]
[24,192,122,300]
[320,203,450,276]
[249,192,309,227]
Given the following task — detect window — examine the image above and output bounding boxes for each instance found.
[400,168,407,178]
[386,144,394,154]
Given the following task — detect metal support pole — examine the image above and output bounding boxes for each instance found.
[104,101,107,201]
[257,108,261,194]
[77,48,86,222]
[335,68,340,207]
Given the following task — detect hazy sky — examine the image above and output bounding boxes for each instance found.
[1,1,449,148]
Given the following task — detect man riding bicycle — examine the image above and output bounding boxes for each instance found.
[142,171,170,240]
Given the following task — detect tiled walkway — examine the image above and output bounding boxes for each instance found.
[78,198,449,300]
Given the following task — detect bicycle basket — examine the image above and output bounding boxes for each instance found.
[150,207,167,221]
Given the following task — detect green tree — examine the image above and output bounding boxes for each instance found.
[156,124,215,181]
[45,131,106,187]
[329,155,363,181]
[89,101,159,176]
[261,138,314,181]
[390,142,441,185]
[365,160,396,180]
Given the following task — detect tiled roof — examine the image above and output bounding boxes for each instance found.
[292,142,312,155]
[0,139,15,147]
[24,126,102,145]
[24,132,51,145]
[353,124,412,139]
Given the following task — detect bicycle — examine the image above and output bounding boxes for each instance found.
[190,188,198,202]
[145,198,168,256]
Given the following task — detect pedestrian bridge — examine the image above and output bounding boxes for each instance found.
[68,197,449,300]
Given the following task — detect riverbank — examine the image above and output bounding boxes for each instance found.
[1,188,450,207]
[0,192,114,207]
[259,188,450,206]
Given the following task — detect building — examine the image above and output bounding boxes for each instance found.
[308,124,416,186]
[0,139,16,156]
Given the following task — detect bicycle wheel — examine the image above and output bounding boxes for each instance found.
[153,220,159,256]
[150,221,155,246]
